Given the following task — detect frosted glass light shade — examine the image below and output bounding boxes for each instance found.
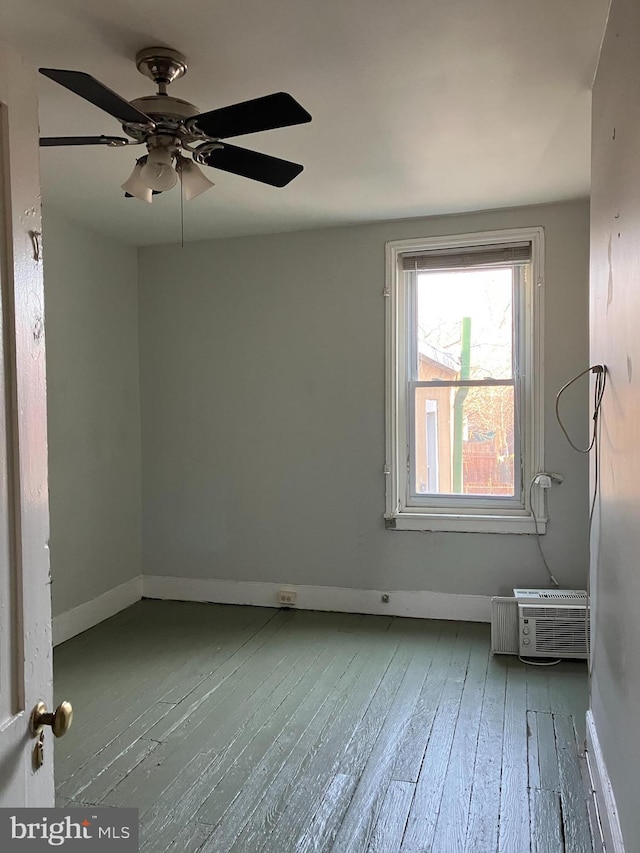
[140,147,178,192]
[179,159,215,201]
[121,159,153,203]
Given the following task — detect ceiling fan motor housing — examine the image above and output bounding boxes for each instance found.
[125,49,203,147]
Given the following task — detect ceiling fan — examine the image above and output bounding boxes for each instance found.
[39,47,312,202]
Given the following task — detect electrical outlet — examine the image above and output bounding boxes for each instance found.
[278,589,297,606]
[534,472,564,488]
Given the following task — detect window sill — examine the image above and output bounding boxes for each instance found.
[384,512,546,534]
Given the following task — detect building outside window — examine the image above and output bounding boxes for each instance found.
[385,227,545,534]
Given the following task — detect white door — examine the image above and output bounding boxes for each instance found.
[0,38,54,806]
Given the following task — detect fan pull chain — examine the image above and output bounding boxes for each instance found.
[180,172,185,248]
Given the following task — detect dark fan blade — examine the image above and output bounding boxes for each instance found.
[203,143,303,187]
[192,92,311,139]
[40,135,130,147]
[39,69,152,125]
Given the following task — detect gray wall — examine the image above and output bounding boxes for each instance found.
[43,212,141,617]
[590,0,640,847]
[138,200,590,595]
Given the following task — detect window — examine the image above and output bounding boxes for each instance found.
[385,227,545,533]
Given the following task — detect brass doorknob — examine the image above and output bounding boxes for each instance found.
[30,701,73,738]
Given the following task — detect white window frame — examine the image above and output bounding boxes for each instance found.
[384,226,545,534]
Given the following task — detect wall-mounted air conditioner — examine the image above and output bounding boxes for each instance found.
[491,589,589,660]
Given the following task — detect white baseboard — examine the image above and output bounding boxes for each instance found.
[142,576,492,622]
[51,576,492,647]
[52,576,143,646]
[586,709,625,853]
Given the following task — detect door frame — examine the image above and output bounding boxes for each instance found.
[0,37,54,807]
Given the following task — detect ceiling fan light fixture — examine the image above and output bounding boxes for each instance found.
[177,157,215,201]
[140,146,178,192]
[121,157,153,202]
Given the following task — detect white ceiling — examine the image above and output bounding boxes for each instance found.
[2,0,609,246]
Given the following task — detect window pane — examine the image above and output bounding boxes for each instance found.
[415,267,513,380]
[413,385,515,497]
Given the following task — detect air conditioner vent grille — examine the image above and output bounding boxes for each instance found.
[514,588,588,601]
[534,622,588,654]
[537,591,587,600]
[518,600,589,659]
[521,606,587,620]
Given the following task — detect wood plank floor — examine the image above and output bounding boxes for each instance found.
[53,600,594,852]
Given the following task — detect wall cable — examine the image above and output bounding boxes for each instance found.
[518,655,561,667]
[554,364,607,669]
[528,367,606,598]
[556,365,606,456]
[555,364,607,540]
[528,477,560,587]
